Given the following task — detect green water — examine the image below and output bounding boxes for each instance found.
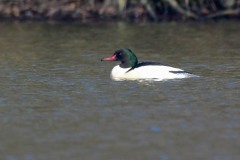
[0,21,239,160]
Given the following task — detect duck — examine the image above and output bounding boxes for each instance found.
[101,48,198,81]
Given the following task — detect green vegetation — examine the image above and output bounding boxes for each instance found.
[0,0,239,22]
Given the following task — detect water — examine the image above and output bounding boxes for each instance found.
[0,21,239,160]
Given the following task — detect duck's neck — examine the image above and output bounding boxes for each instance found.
[120,59,138,69]
[120,60,133,68]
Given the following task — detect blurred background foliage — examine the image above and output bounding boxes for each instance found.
[0,0,239,22]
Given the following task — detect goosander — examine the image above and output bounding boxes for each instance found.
[101,48,198,81]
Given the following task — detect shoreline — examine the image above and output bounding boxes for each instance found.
[0,0,239,23]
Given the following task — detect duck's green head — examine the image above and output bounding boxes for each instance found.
[101,48,138,68]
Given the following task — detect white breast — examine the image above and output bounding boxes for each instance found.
[110,65,196,81]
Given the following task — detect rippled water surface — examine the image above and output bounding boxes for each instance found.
[0,21,239,160]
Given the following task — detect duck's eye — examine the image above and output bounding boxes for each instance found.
[117,52,123,58]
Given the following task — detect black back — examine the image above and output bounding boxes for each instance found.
[126,61,164,72]
[135,62,164,68]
